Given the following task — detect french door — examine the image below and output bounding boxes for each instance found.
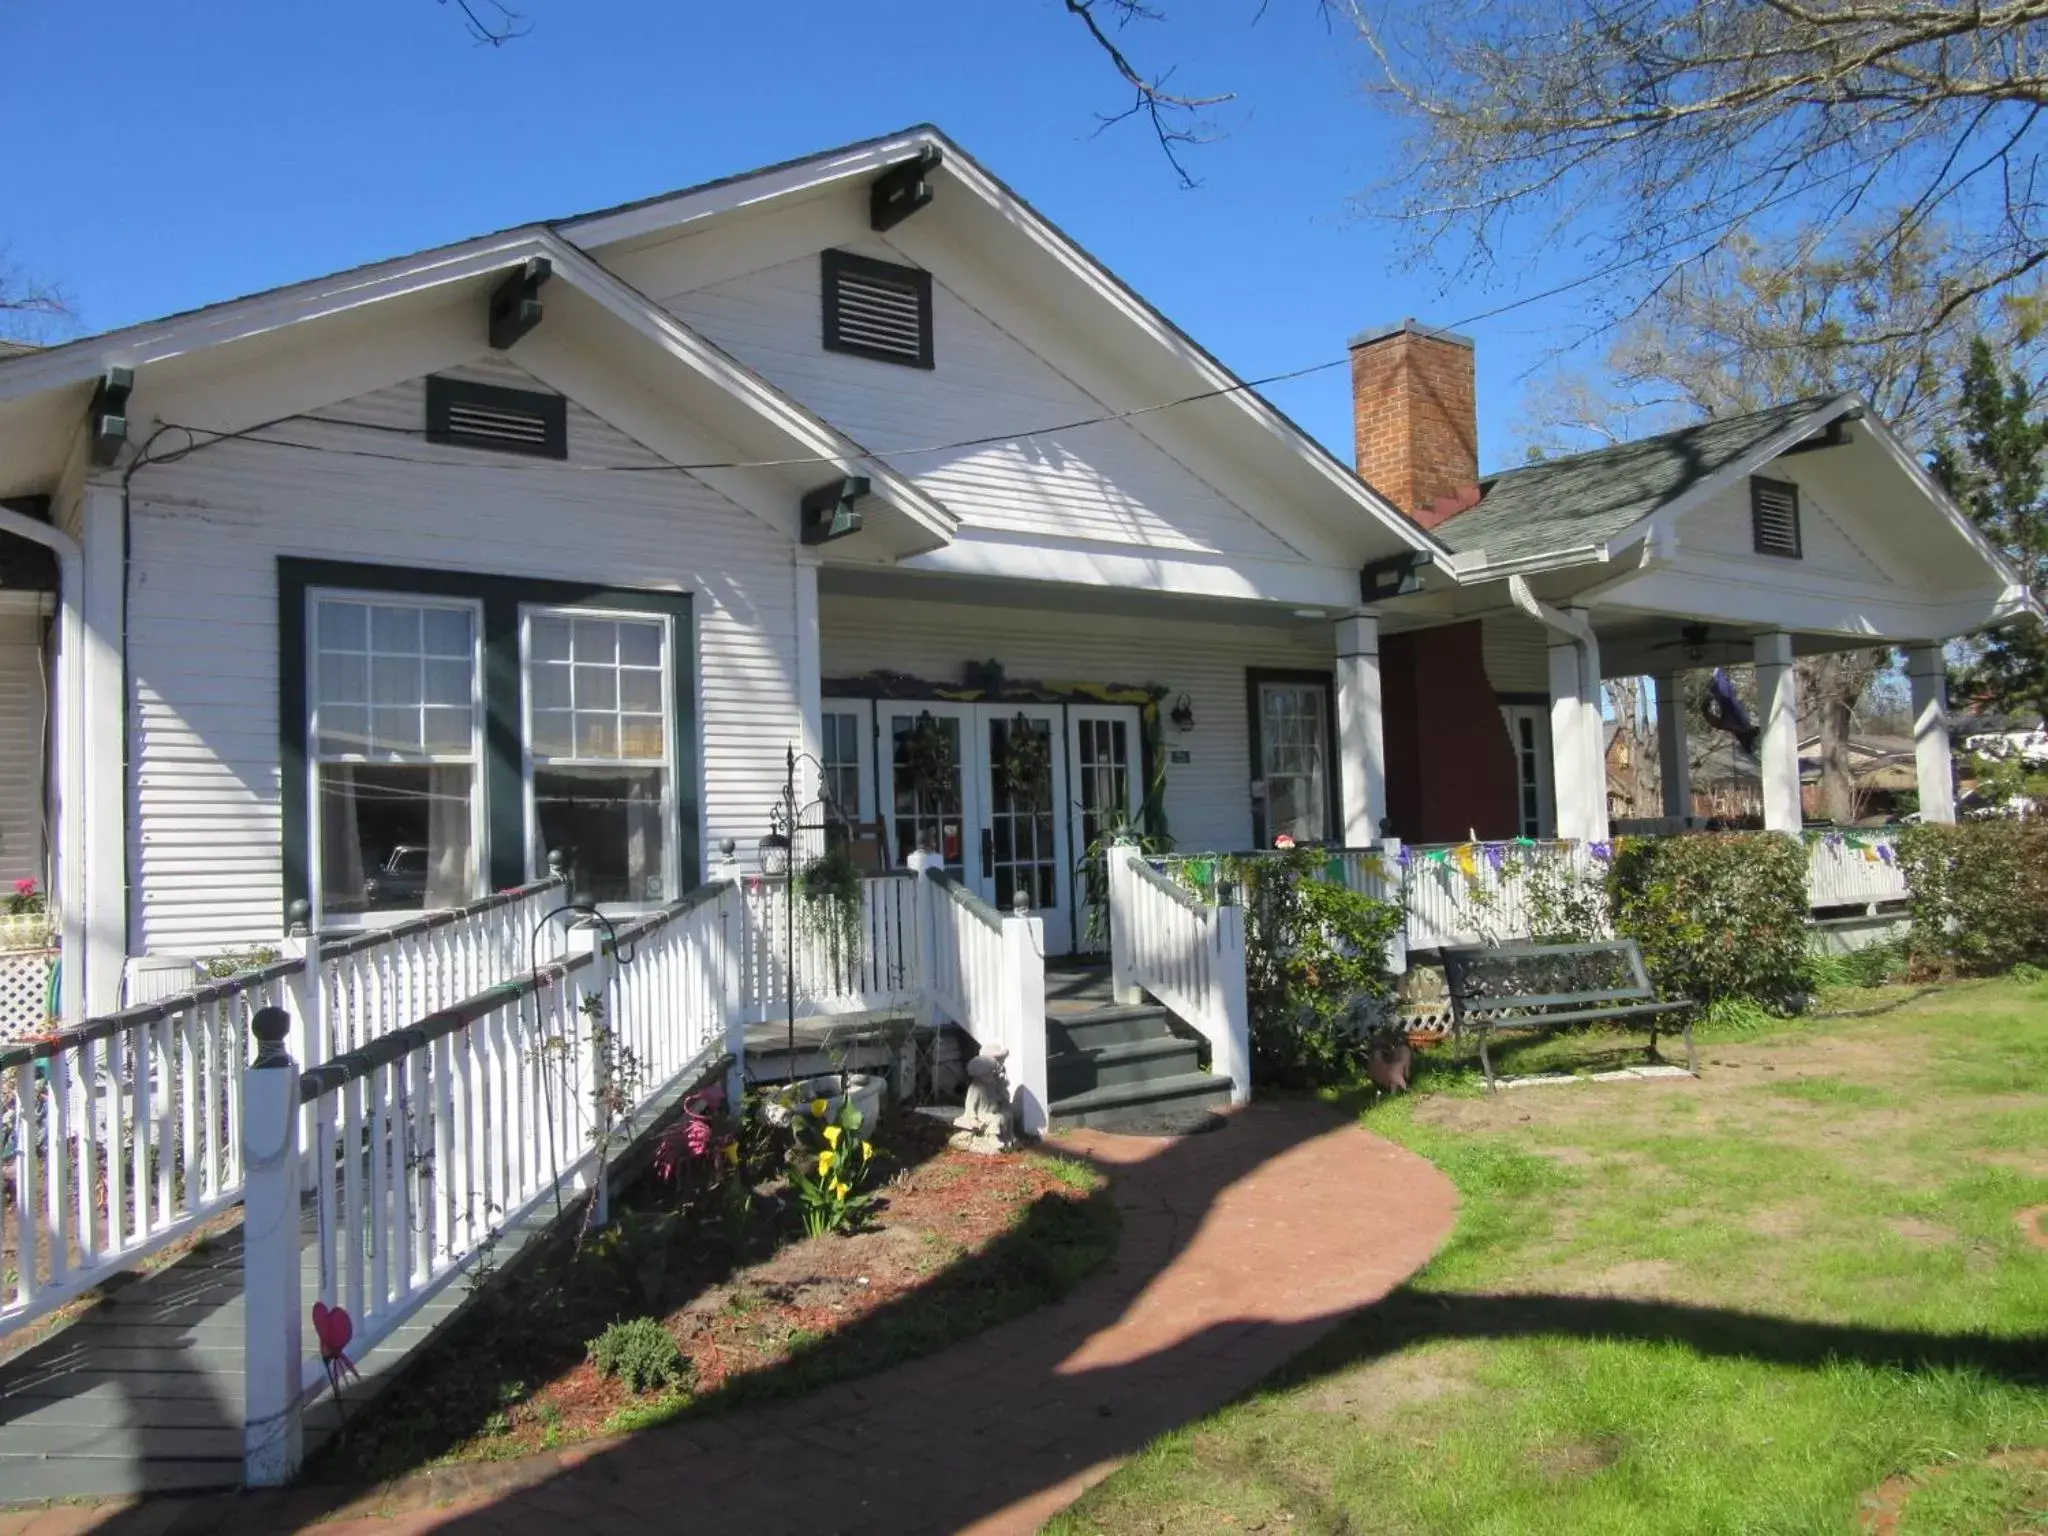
[1067,705,1143,949]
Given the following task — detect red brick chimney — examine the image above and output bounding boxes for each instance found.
[1350,319,1479,531]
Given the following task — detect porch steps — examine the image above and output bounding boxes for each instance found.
[1044,975,1232,1133]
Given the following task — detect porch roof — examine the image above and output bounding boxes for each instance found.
[1433,399,1832,562]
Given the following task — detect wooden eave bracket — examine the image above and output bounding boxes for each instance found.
[489,257,552,350]
[870,147,942,232]
[87,368,133,467]
[801,475,869,545]
[1359,548,1434,603]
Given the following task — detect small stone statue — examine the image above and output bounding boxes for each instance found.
[951,1050,1019,1154]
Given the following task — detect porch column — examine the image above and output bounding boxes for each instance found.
[1753,631,1802,832]
[79,483,126,1015]
[1548,635,1594,842]
[794,553,822,777]
[1333,612,1386,845]
[1654,673,1692,823]
[1906,642,1957,823]
[1574,612,1610,844]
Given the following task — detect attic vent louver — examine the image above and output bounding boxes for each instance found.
[425,376,568,459]
[821,250,933,369]
[1750,476,1803,559]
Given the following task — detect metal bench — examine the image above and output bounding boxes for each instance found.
[1441,939,1696,1092]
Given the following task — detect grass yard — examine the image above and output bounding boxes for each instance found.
[1053,975,2048,1535]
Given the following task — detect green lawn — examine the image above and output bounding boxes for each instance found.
[1052,976,2048,1535]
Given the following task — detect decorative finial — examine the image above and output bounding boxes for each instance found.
[547,848,566,876]
[251,1006,293,1069]
[286,899,311,937]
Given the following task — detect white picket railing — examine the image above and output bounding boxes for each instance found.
[1,959,294,1336]
[915,860,1048,1135]
[1107,849,1249,1103]
[1806,832,1909,910]
[739,873,920,1021]
[310,874,570,1059]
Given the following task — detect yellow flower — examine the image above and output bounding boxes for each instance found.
[831,1180,850,1199]
[809,1097,830,1119]
[822,1125,843,1147]
[722,1141,740,1165]
[816,1149,838,1176]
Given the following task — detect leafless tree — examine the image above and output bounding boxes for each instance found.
[0,253,65,346]
[440,0,530,45]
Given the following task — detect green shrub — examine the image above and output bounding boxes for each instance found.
[587,1317,689,1395]
[1607,833,1809,1011]
[1895,820,2048,975]
[1218,847,1405,1090]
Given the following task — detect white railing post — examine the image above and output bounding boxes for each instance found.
[1212,890,1251,1104]
[715,844,746,1103]
[242,1005,303,1487]
[1107,841,1141,1006]
[906,850,940,1032]
[1378,838,1409,974]
[1005,911,1048,1137]
[281,917,323,1193]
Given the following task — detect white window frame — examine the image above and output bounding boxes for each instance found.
[818,699,877,825]
[517,604,680,910]
[305,588,487,930]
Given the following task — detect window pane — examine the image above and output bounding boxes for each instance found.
[371,706,422,753]
[530,710,574,757]
[317,705,369,757]
[619,714,665,758]
[576,715,618,758]
[370,605,421,653]
[618,668,662,711]
[530,665,570,710]
[318,763,475,914]
[574,664,618,711]
[572,619,615,663]
[531,617,572,662]
[422,608,472,657]
[371,656,420,705]
[321,654,367,704]
[424,658,470,707]
[318,601,367,651]
[534,766,667,903]
[423,706,471,753]
[618,623,661,667]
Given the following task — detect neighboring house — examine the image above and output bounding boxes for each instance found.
[0,126,2034,1025]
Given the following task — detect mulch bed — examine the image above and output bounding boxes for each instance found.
[310,1111,1117,1482]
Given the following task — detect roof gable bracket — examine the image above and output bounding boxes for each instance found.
[489,257,552,350]
[1360,549,1434,602]
[870,146,941,232]
[88,368,134,467]
[801,476,869,545]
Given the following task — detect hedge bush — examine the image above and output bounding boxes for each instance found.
[587,1317,690,1395]
[1894,821,2048,975]
[1607,832,1810,1011]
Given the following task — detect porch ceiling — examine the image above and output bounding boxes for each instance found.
[816,562,1342,632]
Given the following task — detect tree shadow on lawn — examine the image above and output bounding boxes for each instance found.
[84,1101,2048,1536]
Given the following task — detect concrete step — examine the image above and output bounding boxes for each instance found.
[1047,1034,1203,1099]
[1047,1004,1176,1053]
[1047,1068,1234,1132]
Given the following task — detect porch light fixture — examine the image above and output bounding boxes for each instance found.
[1170,693,1196,733]
[757,832,791,877]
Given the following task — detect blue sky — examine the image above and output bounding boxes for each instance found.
[1,0,1600,472]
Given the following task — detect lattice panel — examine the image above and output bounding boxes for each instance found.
[0,950,54,1042]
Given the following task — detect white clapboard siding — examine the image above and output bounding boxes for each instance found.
[126,356,798,956]
[0,611,49,888]
[1677,476,1893,583]
[821,594,1333,854]
[1480,612,1552,698]
[662,247,1300,562]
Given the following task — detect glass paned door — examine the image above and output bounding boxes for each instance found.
[1499,705,1555,838]
[1257,680,1330,845]
[976,704,1070,951]
[880,704,977,877]
[1067,705,1142,952]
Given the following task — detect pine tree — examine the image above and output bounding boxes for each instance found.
[1932,340,2048,726]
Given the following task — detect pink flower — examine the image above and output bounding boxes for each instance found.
[1273,834,1296,850]
[13,878,35,897]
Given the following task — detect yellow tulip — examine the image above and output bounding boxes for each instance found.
[823,1124,843,1147]
[831,1180,850,1199]
[722,1141,739,1165]
[816,1149,838,1176]
[809,1097,830,1119]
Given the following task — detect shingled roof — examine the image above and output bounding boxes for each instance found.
[1431,398,1838,562]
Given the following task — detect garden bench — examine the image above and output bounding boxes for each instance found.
[1441,939,1695,1092]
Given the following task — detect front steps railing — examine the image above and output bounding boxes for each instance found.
[1106,849,1249,1104]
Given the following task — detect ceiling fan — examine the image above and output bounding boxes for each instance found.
[1645,623,1715,662]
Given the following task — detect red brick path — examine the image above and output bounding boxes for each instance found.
[8,1101,1455,1536]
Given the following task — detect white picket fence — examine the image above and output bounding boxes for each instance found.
[917,858,1048,1134]
[738,872,921,1021]
[1806,833,1910,909]
[0,874,568,1340]
[1106,849,1249,1103]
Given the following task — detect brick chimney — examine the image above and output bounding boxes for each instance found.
[1350,319,1479,531]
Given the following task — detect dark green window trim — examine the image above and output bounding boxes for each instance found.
[1245,667,1341,849]
[278,557,698,926]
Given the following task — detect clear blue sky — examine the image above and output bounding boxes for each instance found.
[1,0,1599,472]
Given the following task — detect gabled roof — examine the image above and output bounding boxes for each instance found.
[1433,399,1832,561]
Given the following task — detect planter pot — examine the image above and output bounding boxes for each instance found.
[0,913,51,954]
[765,1072,886,1129]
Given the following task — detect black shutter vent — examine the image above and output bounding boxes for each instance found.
[425,376,568,459]
[821,250,933,369]
[1750,476,1803,558]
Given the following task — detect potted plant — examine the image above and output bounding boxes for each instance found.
[0,878,50,953]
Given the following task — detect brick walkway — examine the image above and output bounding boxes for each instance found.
[6,1101,1456,1536]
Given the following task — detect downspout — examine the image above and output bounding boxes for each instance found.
[1506,575,1593,648]
[1507,576,1603,841]
[0,503,85,1023]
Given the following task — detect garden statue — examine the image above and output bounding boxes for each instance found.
[951,1049,1018,1154]
[1366,1027,1413,1095]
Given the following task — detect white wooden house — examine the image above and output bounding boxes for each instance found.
[0,125,2033,1055]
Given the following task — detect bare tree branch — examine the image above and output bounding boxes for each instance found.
[440,0,530,46]
[1060,0,1237,186]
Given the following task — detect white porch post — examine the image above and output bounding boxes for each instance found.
[1574,612,1610,844]
[1754,631,1803,832]
[794,553,822,773]
[1654,672,1692,823]
[1333,612,1386,845]
[79,484,127,1015]
[1906,642,1957,823]
[1548,636,1590,842]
